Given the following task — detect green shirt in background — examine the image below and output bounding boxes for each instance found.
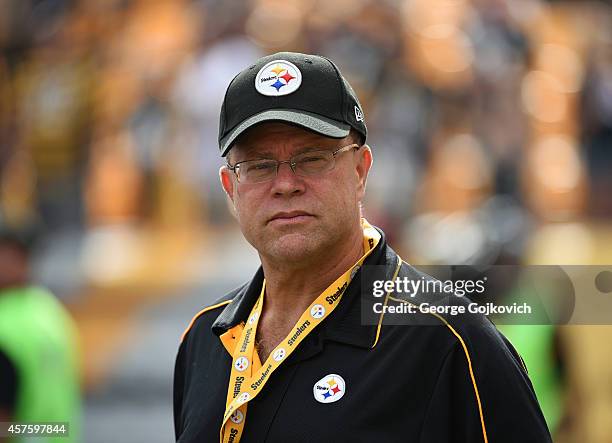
[0,286,81,443]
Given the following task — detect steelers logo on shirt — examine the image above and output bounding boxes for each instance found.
[313,374,346,404]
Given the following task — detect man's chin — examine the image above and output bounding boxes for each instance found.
[263,233,322,263]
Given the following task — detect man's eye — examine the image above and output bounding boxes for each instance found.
[247,162,275,172]
[299,154,327,163]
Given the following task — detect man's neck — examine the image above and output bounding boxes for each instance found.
[259,224,365,321]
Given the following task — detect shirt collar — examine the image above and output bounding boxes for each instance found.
[211,227,399,349]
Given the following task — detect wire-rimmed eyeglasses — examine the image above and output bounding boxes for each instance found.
[227,143,360,184]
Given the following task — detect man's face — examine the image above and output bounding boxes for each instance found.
[220,122,372,264]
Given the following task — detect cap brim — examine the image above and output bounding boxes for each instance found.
[219,109,350,156]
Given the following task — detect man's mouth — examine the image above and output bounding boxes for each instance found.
[268,211,314,225]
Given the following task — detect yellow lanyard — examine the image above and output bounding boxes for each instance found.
[220,219,381,443]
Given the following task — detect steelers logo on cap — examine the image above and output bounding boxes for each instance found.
[255,60,302,97]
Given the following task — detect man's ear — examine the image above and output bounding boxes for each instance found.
[219,165,235,203]
[356,145,373,200]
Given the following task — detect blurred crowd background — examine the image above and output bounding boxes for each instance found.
[1,0,611,442]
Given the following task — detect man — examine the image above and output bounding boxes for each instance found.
[173,52,551,442]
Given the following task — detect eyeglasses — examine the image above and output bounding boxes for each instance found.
[227,143,360,184]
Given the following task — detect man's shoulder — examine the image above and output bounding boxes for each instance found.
[386,262,512,357]
[179,283,247,343]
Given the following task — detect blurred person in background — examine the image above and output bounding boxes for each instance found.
[0,223,81,442]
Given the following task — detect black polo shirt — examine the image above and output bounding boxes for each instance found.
[174,232,551,442]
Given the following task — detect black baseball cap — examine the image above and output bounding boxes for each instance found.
[218,51,367,157]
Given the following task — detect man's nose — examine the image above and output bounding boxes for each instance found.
[270,161,305,196]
